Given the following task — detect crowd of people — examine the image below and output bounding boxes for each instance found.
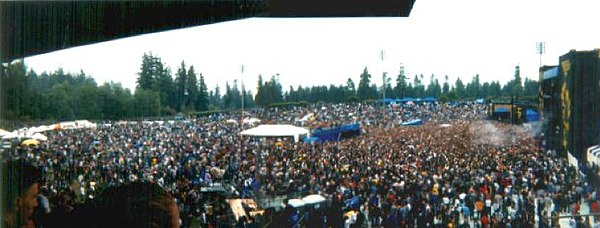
[1,101,598,227]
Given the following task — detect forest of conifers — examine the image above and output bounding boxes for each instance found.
[0,53,539,123]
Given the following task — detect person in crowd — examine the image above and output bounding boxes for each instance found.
[3,101,595,227]
[89,181,180,228]
[2,160,42,228]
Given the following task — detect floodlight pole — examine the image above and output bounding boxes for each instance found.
[536,42,545,69]
[399,64,405,98]
[240,64,245,124]
[240,64,245,155]
[381,50,386,111]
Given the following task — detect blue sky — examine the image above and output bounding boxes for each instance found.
[24,0,600,94]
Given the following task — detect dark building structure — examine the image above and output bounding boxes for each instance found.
[541,49,600,162]
[539,65,561,152]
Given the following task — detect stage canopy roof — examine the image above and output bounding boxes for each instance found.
[1,0,416,62]
[241,124,309,142]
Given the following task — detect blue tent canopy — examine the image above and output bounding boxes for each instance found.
[378,98,394,104]
[475,99,485,104]
[401,119,423,126]
[526,109,540,122]
[304,137,320,143]
[422,97,437,102]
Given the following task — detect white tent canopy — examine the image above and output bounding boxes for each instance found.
[1,132,19,139]
[31,133,48,141]
[0,129,10,137]
[242,117,261,124]
[240,124,309,143]
[288,199,305,208]
[296,113,314,123]
[302,194,326,205]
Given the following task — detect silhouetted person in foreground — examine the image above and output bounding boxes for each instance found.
[2,160,42,228]
[91,182,180,228]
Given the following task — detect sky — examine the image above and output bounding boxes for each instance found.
[24,0,600,95]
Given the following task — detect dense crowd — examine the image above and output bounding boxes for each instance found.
[2,101,598,227]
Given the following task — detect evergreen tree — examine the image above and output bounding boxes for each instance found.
[383,73,393,99]
[136,53,156,90]
[481,82,491,99]
[512,66,524,96]
[197,73,209,111]
[231,79,242,109]
[412,74,425,98]
[466,74,481,98]
[490,81,502,97]
[175,61,187,112]
[524,78,539,97]
[268,75,284,104]
[255,75,264,106]
[134,89,161,118]
[432,78,442,98]
[209,84,223,110]
[186,66,198,111]
[346,78,356,95]
[442,75,450,95]
[223,82,232,110]
[455,77,465,99]
[357,67,372,100]
[394,68,408,98]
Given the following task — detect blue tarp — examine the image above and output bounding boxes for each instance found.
[312,123,361,142]
[495,107,510,113]
[526,109,540,122]
[304,137,320,143]
[345,196,361,209]
[422,97,437,102]
[401,119,423,126]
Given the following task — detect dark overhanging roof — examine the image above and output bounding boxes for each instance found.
[1,0,416,63]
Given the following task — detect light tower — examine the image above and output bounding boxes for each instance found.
[240,64,245,124]
[380,49,386,110]
[536,42,545,68]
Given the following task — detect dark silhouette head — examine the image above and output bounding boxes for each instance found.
[94,182,179,228]
[2,159,42,228]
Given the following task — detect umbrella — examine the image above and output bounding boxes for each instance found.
[21,139,40,146]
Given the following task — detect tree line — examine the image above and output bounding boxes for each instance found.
[0,53,538,123]
[269,66,538,105]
